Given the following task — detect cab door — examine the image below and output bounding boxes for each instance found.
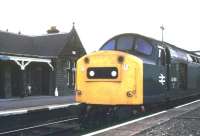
[157,46,170,92]
[158,46,172,102]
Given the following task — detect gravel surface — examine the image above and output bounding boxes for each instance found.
[136,108,200,136]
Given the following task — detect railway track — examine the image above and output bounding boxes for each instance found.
[0,117,79,136]
[0,107,80,136]
[1,95,200,136]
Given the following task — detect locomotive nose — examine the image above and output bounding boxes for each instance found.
[76,51,143,105]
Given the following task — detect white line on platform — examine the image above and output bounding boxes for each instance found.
[0,118,78,135]
[48,103,80,110]
[83,110,167,136]
[0,109,28,116]
[0,103,79,116]
[174,99,200,109]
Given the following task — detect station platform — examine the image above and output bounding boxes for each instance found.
[85,99,200,136]
[0,96,79,116]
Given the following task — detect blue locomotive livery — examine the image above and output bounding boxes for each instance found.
[75,33,200,119]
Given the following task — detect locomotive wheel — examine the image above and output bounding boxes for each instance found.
[114,106,133,121]
[79,104,108,129]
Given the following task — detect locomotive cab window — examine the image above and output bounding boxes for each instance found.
[158,48,166,66]
[100,35,154,56]
[135,38,153,55]
[101,39,116,50]
[116,36,134,51]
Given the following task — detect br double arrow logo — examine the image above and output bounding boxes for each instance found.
[158,73,166,86]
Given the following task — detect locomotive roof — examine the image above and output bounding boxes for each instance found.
[105,33,200,58]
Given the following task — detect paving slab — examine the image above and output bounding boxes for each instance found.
[0,96,78,116]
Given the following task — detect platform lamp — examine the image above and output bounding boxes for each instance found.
[160,25,165,44]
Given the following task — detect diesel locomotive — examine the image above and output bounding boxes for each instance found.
[75,33,200,119]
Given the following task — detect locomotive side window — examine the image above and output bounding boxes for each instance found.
[158,48,166,66]
[135,38,153,55]
[171,63,187,89]
[101,40,116,50]
[116,36,134,51]
[196,58,199,63]
[191,56,196,63]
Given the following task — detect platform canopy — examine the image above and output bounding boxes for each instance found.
[0,55,54,71]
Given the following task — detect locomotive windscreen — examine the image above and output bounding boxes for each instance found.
[100,34,153,56]
[101,36,134,51]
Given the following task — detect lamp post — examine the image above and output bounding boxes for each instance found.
[160,25,165,43]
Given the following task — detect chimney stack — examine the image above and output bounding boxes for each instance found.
[47,26,60,34]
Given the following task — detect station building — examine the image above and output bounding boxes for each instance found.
[0,26,86,98]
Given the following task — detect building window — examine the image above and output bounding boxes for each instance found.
[71,61,76,86]
[66,60,76,89]
[66,61,71,69]
[66,60,71,87]
[66,70,70,86]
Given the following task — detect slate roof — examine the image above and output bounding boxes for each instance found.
[0,27,86,58]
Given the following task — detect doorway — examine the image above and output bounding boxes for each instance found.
[30,63,50,96]
[11,63,23,97]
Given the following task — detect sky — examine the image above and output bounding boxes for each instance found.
[0,0,200,53]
